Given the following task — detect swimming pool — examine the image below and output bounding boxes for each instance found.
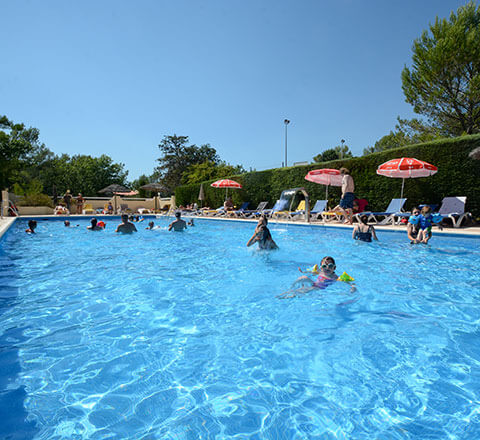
[1,217,480,439]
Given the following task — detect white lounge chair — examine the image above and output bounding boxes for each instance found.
[437,196,472,228]
[355,198,407,225]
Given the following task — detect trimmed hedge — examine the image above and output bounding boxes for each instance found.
[176,134,480,217]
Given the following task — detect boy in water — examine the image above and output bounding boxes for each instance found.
[25,220,37,233]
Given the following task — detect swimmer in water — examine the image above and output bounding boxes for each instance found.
[247,223,278,250]
[25,220,37,233]
[279,256,355,298]
[87,218,103,231]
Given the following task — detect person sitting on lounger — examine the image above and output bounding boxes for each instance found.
[168,212,187,231]
[223,197,234,211]
[116,214,137,234]
[247,224,278,250]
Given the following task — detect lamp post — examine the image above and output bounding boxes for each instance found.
[340,139,345,159]
[284,119,290,167]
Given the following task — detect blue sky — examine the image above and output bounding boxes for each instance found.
[1,0,467,180]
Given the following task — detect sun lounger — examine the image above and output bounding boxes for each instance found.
[227,201,250,217]
[355,198,407,225]
[273,200,305,219]
[263,199,289,218]
[243,201,268,218]
[437,196,472,228]
[82,203,95,214]
[304,200,328,221]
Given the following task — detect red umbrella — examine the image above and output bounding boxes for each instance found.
[305,169,343,200]
[376,157,437,198]
[211,179,242,199]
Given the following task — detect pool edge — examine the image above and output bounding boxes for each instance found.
[0,218,16,241]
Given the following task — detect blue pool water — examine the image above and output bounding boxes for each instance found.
[1,217,480,439]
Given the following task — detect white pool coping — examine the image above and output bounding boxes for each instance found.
[2,214,480,238]
[0,217,16,240]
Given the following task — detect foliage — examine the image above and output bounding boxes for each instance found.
[313,145,353,163]
[0,115,46,189]
[181,161,245,185]
[401,2,480,135]
[176,134,480,217]
[154,135,220,191]
[364,117,443,155]
[130,174,151,198]
[17,193,54,208]
[1,114,128,196]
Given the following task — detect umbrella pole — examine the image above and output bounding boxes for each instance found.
[400,178,405,199]
[325,185,329,204]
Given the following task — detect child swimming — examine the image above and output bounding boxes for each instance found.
[279,256,355,298]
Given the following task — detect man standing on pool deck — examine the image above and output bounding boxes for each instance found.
[116,214,137,234]
[168,212,187,231]
[334,167,355,225]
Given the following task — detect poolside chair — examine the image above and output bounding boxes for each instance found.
[119,203,133,214]
[199,206,225,216]
[242,201,268,218]
[82,203,95,214]
[272,200,305,220]
[265,199,291,219]
[437,196,472,228]
[355,198,407,225]
[228,201,250,217]
[270,199,294,219]
[305,200,328,221]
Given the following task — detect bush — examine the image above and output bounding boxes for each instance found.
[176,134,480,216]
[17,193,54,208]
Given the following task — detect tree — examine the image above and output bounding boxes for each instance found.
[401,2,480,135]
[131,174,152,197]
[154,135,220,190]
[181,161,245,185]
[0,115,45,189]
[363,117,442,155]
[313,144,353,163]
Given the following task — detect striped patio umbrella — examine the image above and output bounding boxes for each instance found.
[376,157,438,198]
[305,168,343,200]
[211,179,242,200]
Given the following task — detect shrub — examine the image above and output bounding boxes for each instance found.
[176,134,480,216]
[17,193,54,208]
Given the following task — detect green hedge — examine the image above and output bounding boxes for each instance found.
[176,134,480,217]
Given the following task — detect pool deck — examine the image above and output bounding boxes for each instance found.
[0,217,16,239]
[2,214,480,238]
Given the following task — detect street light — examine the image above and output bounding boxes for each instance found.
[340,139,345,159]
[284,119,290,167]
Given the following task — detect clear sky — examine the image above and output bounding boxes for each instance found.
[1,0,468,180]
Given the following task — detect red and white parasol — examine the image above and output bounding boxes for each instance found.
[376,157,437,198]
[211,179,242,199]
[305,169,343,200]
